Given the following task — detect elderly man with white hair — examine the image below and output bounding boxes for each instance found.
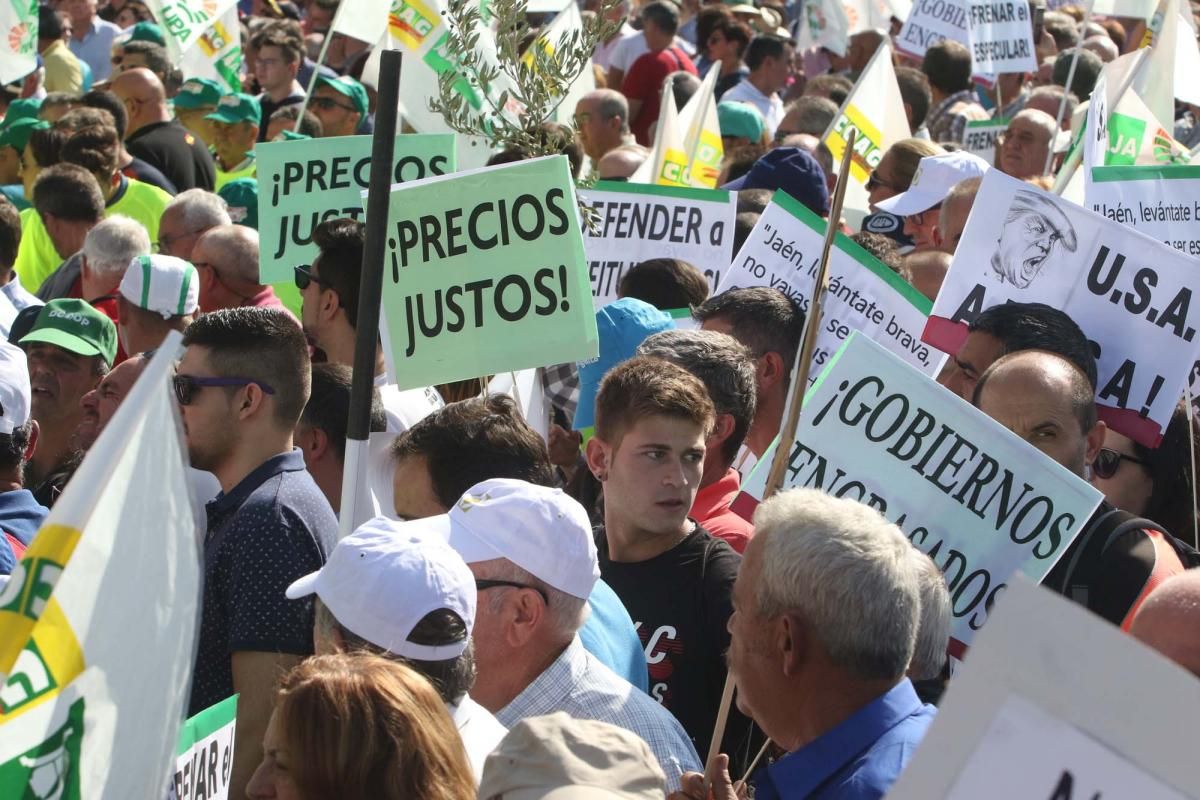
[36,213,150,303]
[998,108,1059,180]
[674,489,935,800]
[443,478,702,791]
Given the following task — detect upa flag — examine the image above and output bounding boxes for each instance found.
[1,0,38,85]
[142,0,239,60]
[329,0,389,45]
[179,6,242,93]
[821,40,911,224]
[0,336,201,797]
[679,66,724,188]
[524,2,595,125]
[629,78,688,186]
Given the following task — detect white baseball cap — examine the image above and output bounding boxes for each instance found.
[447,479,600,600]
[118,254,200,320]
[0,340,31,435]
[875,151,991,216]
[285,515,476,661]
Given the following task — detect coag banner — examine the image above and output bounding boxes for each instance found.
[966,0,1037,75]
[716,191,940,385]
[172,695,238,800]
[256,134,456,284]
[922,169,1200,447]
[738,333,1102,654]
[888,580,1197,799]
[577,182,736,308]
[377,156,598,389]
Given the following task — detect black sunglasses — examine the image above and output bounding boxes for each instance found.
[1092,447,1150,480]
[311,96,357,112]
[174,374,276,406]
[475,579,549,604]
[294,264,333,291]
[866,172,902,192]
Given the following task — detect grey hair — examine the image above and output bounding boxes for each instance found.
[907,550,950,680]
[164,188,231,232]
[636,329,757,466]
[751,488,920,681]
[198,224,261,284]
[780,96,839,137]
[478,559,590,641]
[1012,108,1058,142]
[81,214,150,278]
[591,89,630,135]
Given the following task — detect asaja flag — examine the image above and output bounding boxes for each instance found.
[179,5,242,94]
[143,0,239,60]
[821,40,911,225]
[678,66,724,189]
[0,335,201,797]
[1,0,38,85]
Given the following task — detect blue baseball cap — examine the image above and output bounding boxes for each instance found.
[723,146,830,216]
[573,298,674,432]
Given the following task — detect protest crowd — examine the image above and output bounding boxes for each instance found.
[2,0,1200,797]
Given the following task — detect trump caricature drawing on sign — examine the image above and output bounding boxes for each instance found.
[990,190,1077,289]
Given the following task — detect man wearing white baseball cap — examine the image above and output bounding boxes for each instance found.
[285,515,506,783]
[115,254,199,356]
[875,151,990,252]
[445,478,701,791]
[0,340,48,574]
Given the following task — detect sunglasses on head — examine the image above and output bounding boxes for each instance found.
[173,373,276,406]
[1092,447,1149,480]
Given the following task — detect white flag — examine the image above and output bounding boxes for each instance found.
[0,0,38,85]
[821,41,912,226]
[179,6,242,93]
[142,0,239,60]
[630,76,686,185]
[330,0,390,46]
[679,66,724,188]
[0,335,201,797]
[525,2,596,125]
[797,0,852,57]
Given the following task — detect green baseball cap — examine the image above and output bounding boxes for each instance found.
[205,93,261,126]
[174,78,225,111]
[20,299,118,366]
[218,178,259,230]
[717,101,765,142]
[4,98,43,125]
[125,21,166,46]
[0,118,50,153]
[276,129,310,141]
[314,74,369,117]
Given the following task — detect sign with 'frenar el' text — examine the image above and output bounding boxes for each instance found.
[923,169,1200,448]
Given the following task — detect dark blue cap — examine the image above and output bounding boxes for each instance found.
[722,147,830,216]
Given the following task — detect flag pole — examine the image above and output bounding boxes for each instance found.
[336,50,402,539]
[1044,0,1094,175]
[705,131,857,782]
[292,24,337,132]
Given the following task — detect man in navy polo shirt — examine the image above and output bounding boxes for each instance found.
[178,307,336,800]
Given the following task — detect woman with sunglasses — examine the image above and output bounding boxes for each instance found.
[865,138,944,210]
[1092,401,1200,544]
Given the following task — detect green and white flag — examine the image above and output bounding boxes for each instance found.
[179,6,242,94]
[0,0,38,85]
[0,335,201,797]
[143,0,239,61]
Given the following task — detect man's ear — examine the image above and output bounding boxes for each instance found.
[1084,419,1107,468]
[709,412,736,452]
[585,435,612,482]
[23,420,39,463]
[759,351,786,392]
[236,382,270,420]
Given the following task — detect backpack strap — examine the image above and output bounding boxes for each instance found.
[4,532,26,562]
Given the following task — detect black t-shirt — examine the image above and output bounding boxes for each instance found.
[126,120,216,192]
[597,523,759,770]
[258,91,304,141]
[123,156,177,195]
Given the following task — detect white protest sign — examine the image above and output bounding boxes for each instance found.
[736,334,1103,654]
[172,695,237,800]
[922,169,1200,448]
[896,0,970,61]
[578,181,736,308]
[716,191,940,384]
[1087,165,1200,258]
[966,0,1037,74]
[888,579,1198,799]
[963,118,1007,166]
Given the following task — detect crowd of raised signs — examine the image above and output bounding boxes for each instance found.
[1,0,1199,797]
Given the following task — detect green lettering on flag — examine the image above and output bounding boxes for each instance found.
[0,695,84,800]
[379,156,599,389]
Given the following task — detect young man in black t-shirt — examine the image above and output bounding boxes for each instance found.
[586,356,755,769]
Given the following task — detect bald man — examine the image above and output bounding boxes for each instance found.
[1131,571,1200,677]
[112,68,216,192]
[574,89,632,163]
[191,224,294,316]
[935,177,981,254]
[997,109,1057,181]
[902,250,949,301]
[974,350,1189,629]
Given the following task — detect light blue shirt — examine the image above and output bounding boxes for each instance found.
[581,578,650,693]
[753,679,936,800]
[68,17,121,82]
